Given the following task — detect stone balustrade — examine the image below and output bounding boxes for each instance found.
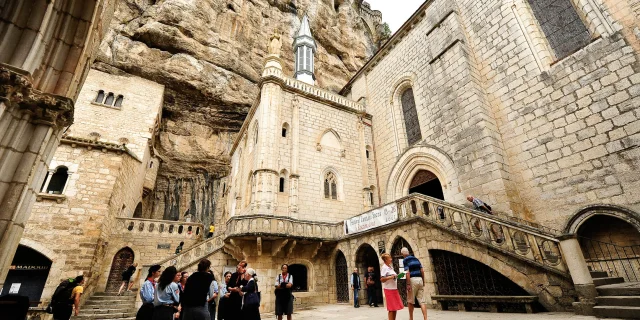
[148,195,569,277]
[395,194,568,275]
[154,234,226,270]
[115,217,204,240]
[226,215,342,240]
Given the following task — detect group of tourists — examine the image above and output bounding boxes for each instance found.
[136,259,262,320]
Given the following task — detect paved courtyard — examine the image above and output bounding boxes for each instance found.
[279,304,597,320]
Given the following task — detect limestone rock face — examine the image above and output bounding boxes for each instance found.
[96,0,380,181]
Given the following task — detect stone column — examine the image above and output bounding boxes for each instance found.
[558,234,597,316]
[0,65,72,288]
[289,96,300,215]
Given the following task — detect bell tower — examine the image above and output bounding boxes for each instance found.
[293,15,316,85]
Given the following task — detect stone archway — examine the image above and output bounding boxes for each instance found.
[430,249,531,312]
[409,170,444,200]
[335,250,349,303]
[385,145,461,204]
[355,243,383,305]
[1,245,52,306]
[105,247,134,292]
[391,237,414,306]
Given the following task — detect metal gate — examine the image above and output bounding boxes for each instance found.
[391,238,412,306]
[335,251,349,302]
[430,250,528,311]
[105,247,134,292]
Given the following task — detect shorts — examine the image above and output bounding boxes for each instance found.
[407,277,425,305]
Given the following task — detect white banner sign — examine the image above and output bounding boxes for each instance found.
[344,203,398,235]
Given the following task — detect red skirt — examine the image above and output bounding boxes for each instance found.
[384,289,404,311]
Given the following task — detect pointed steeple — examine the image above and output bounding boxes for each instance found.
[293,15,316,85]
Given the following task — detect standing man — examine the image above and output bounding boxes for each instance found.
[402,248,427,320]
[274,264,294,320]
[226,260,248,320]
[208,223,215,238]
[365,266,379,307]
[350,268,361,308]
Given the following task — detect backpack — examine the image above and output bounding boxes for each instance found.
[51,279,78,304]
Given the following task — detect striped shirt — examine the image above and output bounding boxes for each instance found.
[403,255,423,278]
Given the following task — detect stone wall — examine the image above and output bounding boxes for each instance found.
[70,69,164,160]
[345,0,640,229]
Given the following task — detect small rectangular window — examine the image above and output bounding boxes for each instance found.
[369,192,374,206]
[279,177,285,193]
[366,150,370,158]
[282,128,287,137]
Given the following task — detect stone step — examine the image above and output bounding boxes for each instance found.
[597,296,640,307]
[92,292,137,297]
[76,311,136,319]
[590,271,609,278]
[88,295,137,301]
[81,308,137,314]
[72,317,134,320]
[597,282,640,296]
[84,300,136,307]
[593,306,640,319]
[594,277,626,287]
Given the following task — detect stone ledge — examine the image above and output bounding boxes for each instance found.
[36,193,66,203]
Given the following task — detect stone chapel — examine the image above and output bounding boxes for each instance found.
[1,0,640,319]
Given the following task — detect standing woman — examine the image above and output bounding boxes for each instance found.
[137,265,162,320]
[218,271,232,320]
[239,268,260,320]
[153,266,181,320]
[207,270,219,320]
[119,262,139,295]
[380,253,403,320]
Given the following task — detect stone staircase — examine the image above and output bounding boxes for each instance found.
[73,291,137,320]
[591,270,640,318]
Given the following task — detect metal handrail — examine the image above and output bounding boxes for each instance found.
[578,236,640,282]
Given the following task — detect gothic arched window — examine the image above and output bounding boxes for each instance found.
[401,88,421,145]
[46,166,69,194]
[114,95,124,107]
[95,90,105,103]
[104,92,115,105]
[324,172,338,200]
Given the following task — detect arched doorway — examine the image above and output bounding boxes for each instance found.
[355,244,383,305]
[391,237,414,306]
[409,170,444,200]
[335,251,349,303]
[1,245,51,306]
[430,250,530,312]
[577,215,640,282]
[289,264,308,292]
[105,247,135,292]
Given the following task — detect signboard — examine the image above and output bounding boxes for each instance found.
[10,265,50,271]
[9,283,21,294]
[344,203,398,235]
[397,259,406,280]
[157,244,171,250]
[378,240,385,254]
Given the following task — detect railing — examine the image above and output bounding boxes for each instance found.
[154,233,226,270]
[226,215,342,240]
[115,217,204,240]
[579,237,640,282]
[395,194,569,276]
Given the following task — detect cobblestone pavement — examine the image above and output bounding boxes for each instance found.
[275,304,597,320]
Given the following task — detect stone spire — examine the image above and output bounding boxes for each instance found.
[293,15,317,85]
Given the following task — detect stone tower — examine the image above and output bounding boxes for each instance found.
[293,15,316,85]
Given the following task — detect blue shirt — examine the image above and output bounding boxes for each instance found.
[403,255,423,278]
[140,279,155,304]
[155,282,180,305]
[208,280,219,301]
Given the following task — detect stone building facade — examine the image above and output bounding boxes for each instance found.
[4,0,640,319]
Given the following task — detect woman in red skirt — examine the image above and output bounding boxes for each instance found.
[380,253,403,320]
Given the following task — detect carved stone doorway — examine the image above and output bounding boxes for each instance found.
[105,247,134,292]
[355,244,383,305]
[391,237,413,306]
[335,250,349,302]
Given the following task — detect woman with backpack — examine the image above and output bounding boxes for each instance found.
[274,264,293,320]
[119,262,138,295]
[52,275,85,320]
[153,266,181,320]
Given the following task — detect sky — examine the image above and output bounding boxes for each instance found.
[365,0,425,33]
